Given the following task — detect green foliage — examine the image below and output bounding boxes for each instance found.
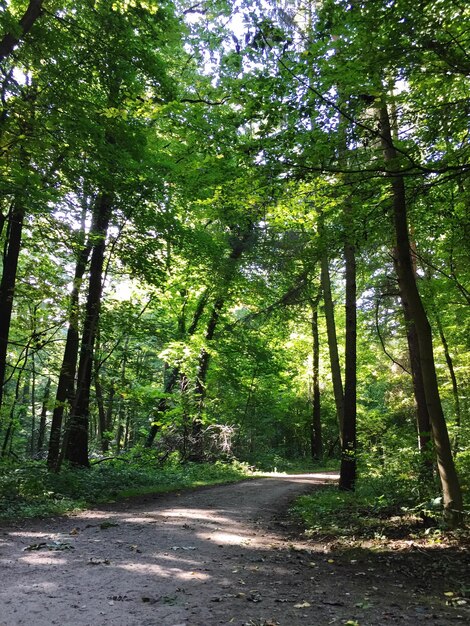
[294,457,470,540]
[0,457,252,521]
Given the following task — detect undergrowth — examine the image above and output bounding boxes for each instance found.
[0,453,252,521]
[294,460,470,541]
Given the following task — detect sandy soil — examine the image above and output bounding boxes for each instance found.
[0,472,468,626]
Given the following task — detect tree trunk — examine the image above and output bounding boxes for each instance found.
[94,357,108,453]
[36,377,50,455]
[339,210,357,491]
[393,253,433,468]
[0,203,25,415]
[47,236,91,470]
[434,313,462,454]
[310,291,322,460]
[320,253,345,441]
[63,193,112,467]
[379,103,463,525]
[0,0,44,62]
[29,353,36,457]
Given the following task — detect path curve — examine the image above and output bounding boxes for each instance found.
[0,472,467,626]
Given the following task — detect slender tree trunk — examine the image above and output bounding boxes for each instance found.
[0,203,25,416]
[379,103,463,525]
[105,385,115,452]
[434,313,462,453]
[406,318,434,459]
[114,340,129,453]
[190,298,225,461]
[36,377,50,455]
[339,208,357,490]
[1,356,29,457]
[30,353,36,457]
[47,235,91,470]
[63,193,112,467]
[310,291,322,460]
[393,253,433,466]
[320,253,344,441]
[94,358,108,453]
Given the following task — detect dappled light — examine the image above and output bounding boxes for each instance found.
[0,0,468,622]
[1,475,467,625]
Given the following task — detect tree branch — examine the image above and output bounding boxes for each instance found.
[0,0,44,62]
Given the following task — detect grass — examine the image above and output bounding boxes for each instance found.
[0,455,254,521]
[292,469,470,542]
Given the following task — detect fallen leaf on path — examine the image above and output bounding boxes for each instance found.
[294,601,311,608]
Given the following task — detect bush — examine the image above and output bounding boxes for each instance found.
[0,456,252,521]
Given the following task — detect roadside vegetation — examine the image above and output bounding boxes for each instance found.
[0,455,253,521]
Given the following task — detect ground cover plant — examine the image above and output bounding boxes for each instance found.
[0,456,252,520]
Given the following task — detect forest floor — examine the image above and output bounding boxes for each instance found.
[0,472,468,626]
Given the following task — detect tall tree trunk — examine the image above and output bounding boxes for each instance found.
[36,377,50,455]
[63,193,112,467]
[434,313,462,454]
[0,203,25,416]
[94,357,108,453]
[29,353,36,457]
[379,102,463,525]
[190,298,225,460]
[47,235,91,470]
[1,355,29,457]
[320,253,344,441]
[310,293,322,460]
[105,385,115,452]
[339,207,357,490]
[393,253,433,468]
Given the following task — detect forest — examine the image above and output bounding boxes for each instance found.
[0,0,469,533]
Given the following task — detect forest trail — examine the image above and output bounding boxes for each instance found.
[0,473,468,626]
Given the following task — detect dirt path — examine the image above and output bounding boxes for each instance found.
[0,473,468,626]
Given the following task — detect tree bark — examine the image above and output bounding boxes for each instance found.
[47,238,91,470]
[0,0,44,62]
[63,193,112,467]
[339,210,357,491]
[434,313,462,454]
[392,253,433,467]
[94,356,108,453]
[36,377,50,455]
[320,253,344,441]
[379,102,463,525]
[310,291,322,460]
[0,202,25,415]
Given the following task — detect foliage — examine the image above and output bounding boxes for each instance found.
[0,457,253,521]
[294,462,470,541]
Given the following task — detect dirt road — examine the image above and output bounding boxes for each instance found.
[0,473,468,625]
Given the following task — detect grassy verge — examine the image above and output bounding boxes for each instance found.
[293,470,470,543]
[0,456,253,521]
